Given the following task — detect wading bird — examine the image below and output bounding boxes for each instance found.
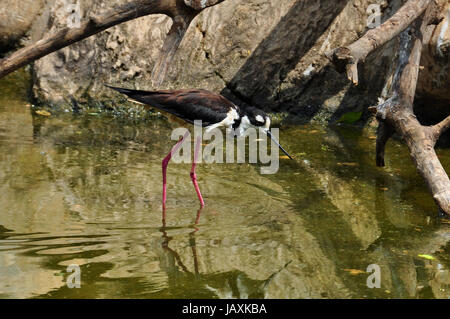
[106,85,293,208]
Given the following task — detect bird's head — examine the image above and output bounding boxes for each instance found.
[244,107,293,160]
[245,107,271,130]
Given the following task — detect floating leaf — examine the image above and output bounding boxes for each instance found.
[280,156,292,160]
[337,111,362,124]
[418,254,435,260]
[35,110,51,117]
[342,269,366,275]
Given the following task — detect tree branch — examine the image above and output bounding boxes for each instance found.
[371,4,450,215]
[432,115,450,142]
[326,0,432,85]
[152,0,226,86]
[0,0,226,85]
[151,13,195,87]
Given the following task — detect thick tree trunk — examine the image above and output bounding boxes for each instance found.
[0,0,225,85]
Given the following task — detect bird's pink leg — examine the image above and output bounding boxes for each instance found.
[190,136,205,207]
[162,130,190,208]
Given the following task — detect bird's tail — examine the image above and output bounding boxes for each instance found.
[105,85,185,120]
[105,84,166,107]
[104,84,148,96]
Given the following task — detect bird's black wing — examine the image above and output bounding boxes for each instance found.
[106,85,237,127]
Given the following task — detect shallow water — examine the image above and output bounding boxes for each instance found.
[0,70,449,299]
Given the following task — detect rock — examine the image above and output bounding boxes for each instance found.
[27,0,449,122]
[0,0,44,52]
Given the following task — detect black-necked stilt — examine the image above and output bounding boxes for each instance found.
[106,85,293,207]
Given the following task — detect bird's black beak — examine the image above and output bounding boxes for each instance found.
[266,130,294,160]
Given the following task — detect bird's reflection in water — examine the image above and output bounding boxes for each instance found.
[159,206,292,298]
[160,206,202,277]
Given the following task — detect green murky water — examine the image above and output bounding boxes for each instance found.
[0,70,449,299]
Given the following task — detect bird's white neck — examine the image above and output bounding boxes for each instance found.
[234,115,252,137]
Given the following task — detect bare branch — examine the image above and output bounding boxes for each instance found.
[0,0,159,79]
[326,0,432,85]
[151,14,195,87]
[0,0,226,84]
[372,5,450,215]
[433,115,450,141]
[151,0,226,86]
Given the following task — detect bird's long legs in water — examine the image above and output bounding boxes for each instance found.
[162,130,189,208]
[162,131,205,208]
[191,136,205,207]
